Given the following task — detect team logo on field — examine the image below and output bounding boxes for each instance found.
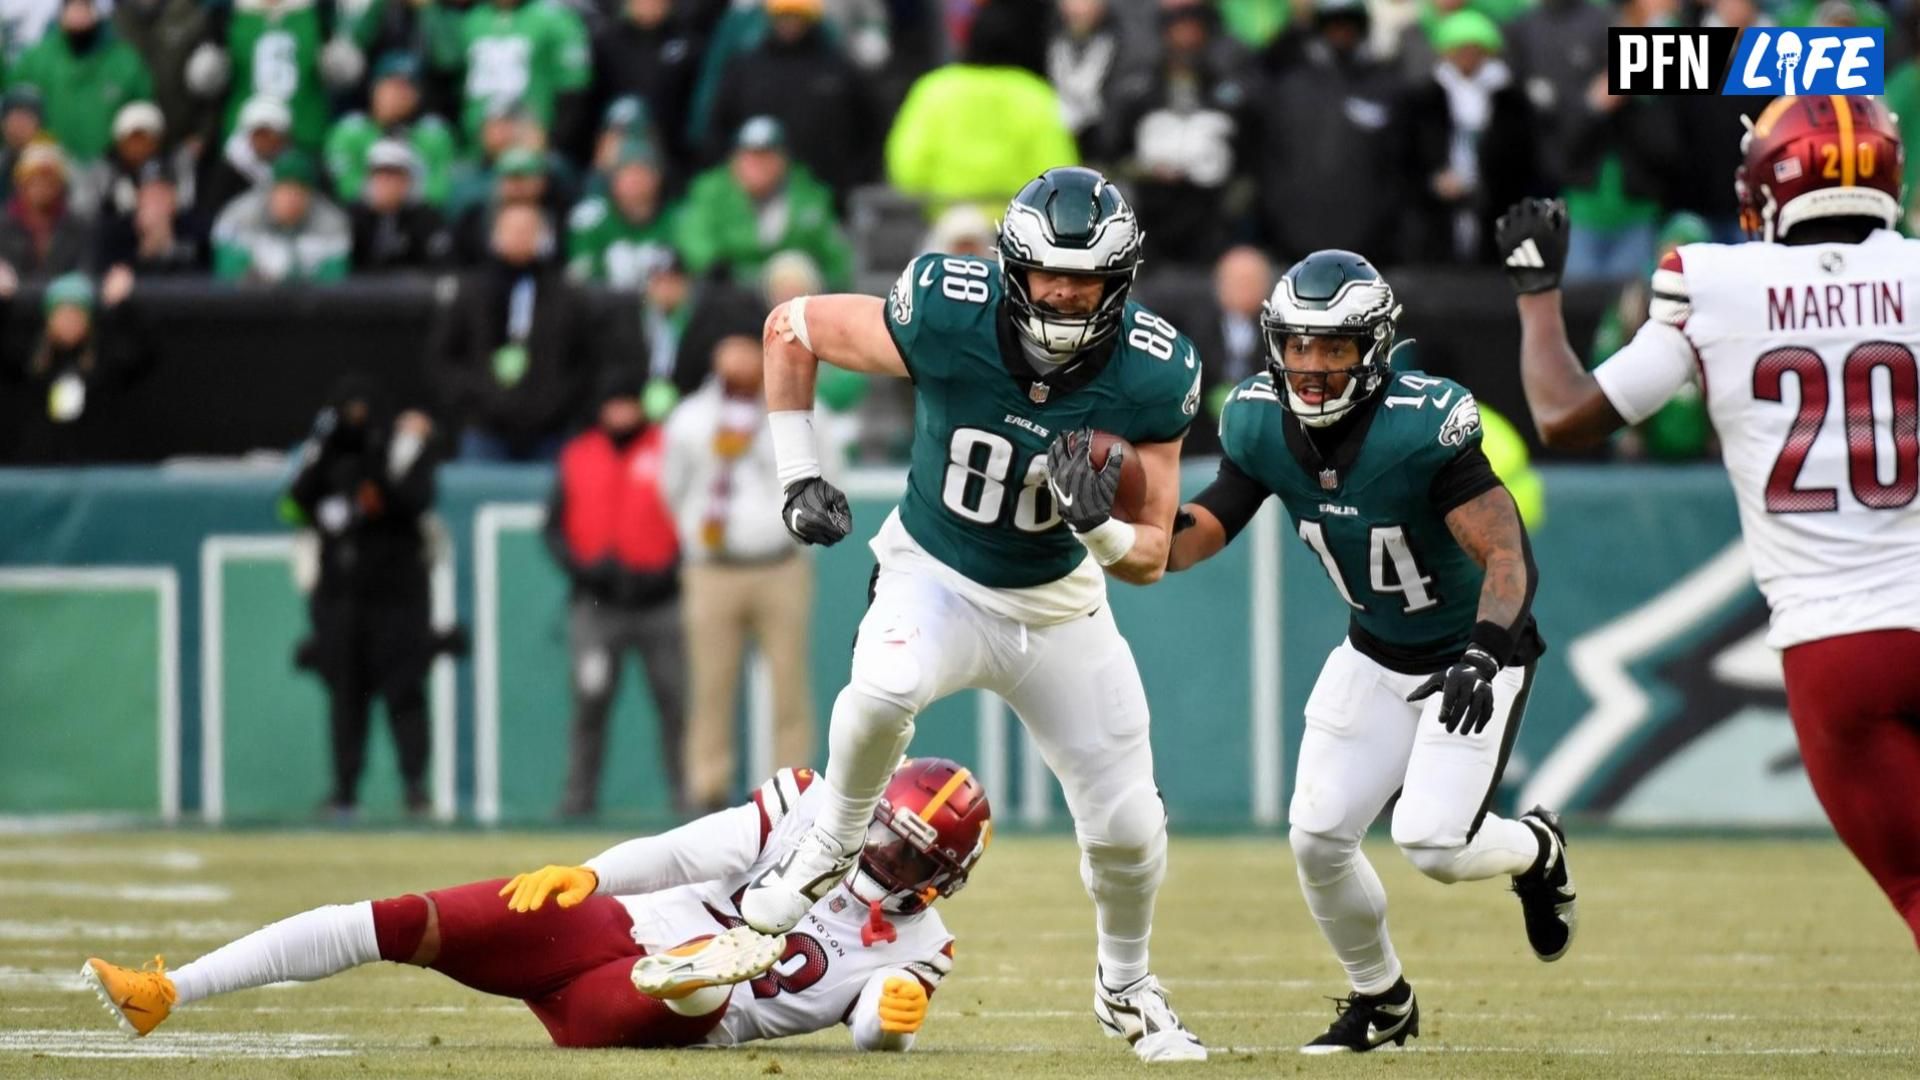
[1438,395,1481,447]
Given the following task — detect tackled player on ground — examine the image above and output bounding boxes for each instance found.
[83,760,987,1053]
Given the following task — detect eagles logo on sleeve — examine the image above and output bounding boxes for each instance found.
[889,263,915,325]
[1439,394,1482,447]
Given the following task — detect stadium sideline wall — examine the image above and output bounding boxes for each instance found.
[0,463,1799,829]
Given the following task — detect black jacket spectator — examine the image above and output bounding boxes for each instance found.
[703,14,877,195]
[590,0,702,166]
[428,205,600,460]
[94,166,203,275]
[1255,16,1404,263]
[286,378,441,815]
[351,203,452,272]
[1502,0,1613,191]
[1111,1,1256,266]
[0,269,150,464]
[1163,245,1271,457]
[1048,0,1144,164]
[1400,49,1543,264]
[112,0,218,149]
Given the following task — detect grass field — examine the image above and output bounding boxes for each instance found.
[2,830,1916,1078]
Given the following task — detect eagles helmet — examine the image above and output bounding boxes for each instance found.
[1261,250,1401,427]
[998,166,1144,359]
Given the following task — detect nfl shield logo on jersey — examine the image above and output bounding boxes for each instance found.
[1029,383,1050,404]
[1319,468,1339,490]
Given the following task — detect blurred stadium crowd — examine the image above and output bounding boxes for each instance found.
[2,0,1918,466]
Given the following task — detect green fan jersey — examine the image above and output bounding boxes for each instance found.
[1219,369,1527,670]
[223,0,330,149]
[459,0,590,145]
[885,254,1202,590]
[323,114,458,206]
[565,197,677,287]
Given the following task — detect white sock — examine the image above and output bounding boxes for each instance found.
[1084,830,1166,990]
[1400,815,1543,884]
[816,687,917,851]
[170,902,380,1005]
[1292,831,1401,995]
[662,984,732,1016]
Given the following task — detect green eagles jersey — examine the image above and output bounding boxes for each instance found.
[887,254,1201,589]
[459,0,590,145]
[7,26,153,161]
[1220,370,1494,667]
[224,0,330,149]
[323,114,458,206]
[565,197,677,287]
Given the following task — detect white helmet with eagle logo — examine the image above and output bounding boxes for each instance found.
[997,166,1144,359]
[1261,249,1401,427]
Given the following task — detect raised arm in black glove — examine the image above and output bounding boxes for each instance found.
[1495,198,1570,296]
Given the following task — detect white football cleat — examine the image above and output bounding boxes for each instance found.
[738,824,858,934]
[630,926,785,999]
[1093,966,1208,1063]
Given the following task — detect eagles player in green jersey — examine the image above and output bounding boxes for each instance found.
[1167,251,1578,1054]
[744,167,1207,1063]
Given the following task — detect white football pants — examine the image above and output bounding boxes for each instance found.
[1289,638,1541,994]
[822,566,1167,986]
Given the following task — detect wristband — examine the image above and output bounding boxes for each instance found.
[1468,620,1516,669]
[1076,517,1137,567]
[786,295,814,353]
[768,410,821,489]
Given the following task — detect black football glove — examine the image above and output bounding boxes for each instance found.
[781,476,852,546]
[1046,428,1122,533]
[1407,646,1500,735]
[1494,197,1570,296]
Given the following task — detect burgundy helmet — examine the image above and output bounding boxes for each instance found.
[850,758,992,914]
[1736,94,1904,242]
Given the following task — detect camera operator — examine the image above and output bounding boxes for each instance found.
[287,375,441,821]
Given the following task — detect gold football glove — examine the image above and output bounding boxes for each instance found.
[499,865,599,912]
[877,975,929,1035]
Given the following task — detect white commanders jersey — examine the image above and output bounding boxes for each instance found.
[1593,230,1920,649]
[613,768,955,1047]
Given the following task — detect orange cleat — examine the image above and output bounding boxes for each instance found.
[81,956,177,1037]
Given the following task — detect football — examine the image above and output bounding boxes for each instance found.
[1088,431,1148,523]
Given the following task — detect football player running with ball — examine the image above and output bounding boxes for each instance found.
[83,761,985,1052]
[748,166,1208,1062]
[1498,95,1920,947]
[1166,250,1577,1054]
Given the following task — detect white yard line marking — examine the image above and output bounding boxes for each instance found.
[0,919,253,942]
[0,881,230,903]
[0,1030,355,1060]
[0,848,204,870]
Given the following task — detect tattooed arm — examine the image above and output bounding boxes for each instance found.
[1445,485,1535,639]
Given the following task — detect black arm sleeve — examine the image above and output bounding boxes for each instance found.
[1189,454,1271,547]
[1428,443,1503,517]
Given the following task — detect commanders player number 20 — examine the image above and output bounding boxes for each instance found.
[1755,342,1919,513]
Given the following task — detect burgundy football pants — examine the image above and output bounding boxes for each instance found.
[1782,629,1920,948]
[371,878,726,1048]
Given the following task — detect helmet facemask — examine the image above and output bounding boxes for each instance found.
[849,800,976,915]
[1264,326,1391,427]
[1002,259,1135,359]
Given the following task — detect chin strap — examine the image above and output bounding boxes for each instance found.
[861,900,898,948]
